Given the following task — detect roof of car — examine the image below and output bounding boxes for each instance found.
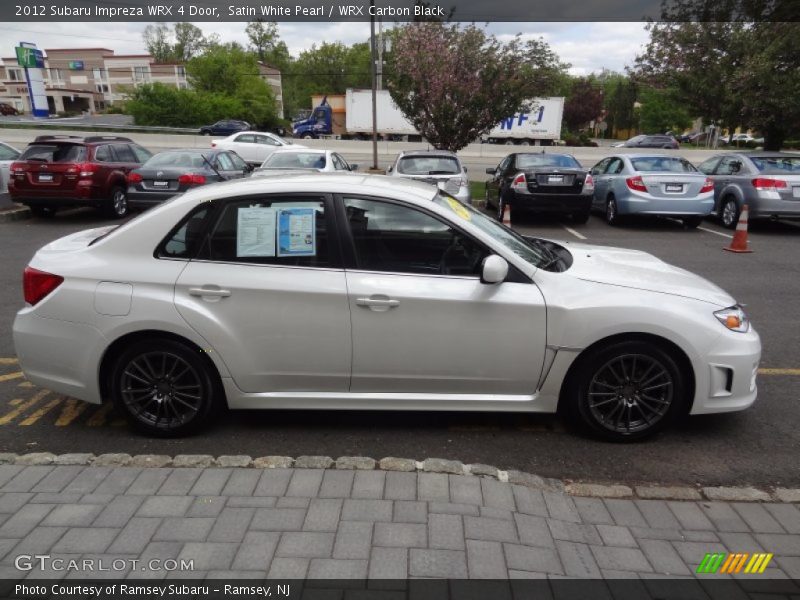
[269,147,327,154]
[738,151,800,158]
[177,172,439,205]
[30,135,133,145]
[399,149,457,157]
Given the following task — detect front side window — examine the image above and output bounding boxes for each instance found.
[236,134,256,144]
[717,156,744,175]
[343,197,488,276]
[215,152,235,171]
[203,197,330,268]
[228,152,248,170]
[94,145,113,162]
[0,145,21,160]
[606,158,625,174]
[130,144,152,163]
[112,144,136,163]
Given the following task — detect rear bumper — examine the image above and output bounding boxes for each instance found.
[509,191,592,214]
[747,194,800,219]
[128,189,180,208]
[618,193,714,216]
[9,196,100,208]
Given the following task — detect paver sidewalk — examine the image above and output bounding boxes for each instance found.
[0,464,798,587]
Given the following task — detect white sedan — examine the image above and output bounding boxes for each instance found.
[255,148,357,173]
[211,131,302,165]
[0,141,21,193]
[13,174,760,440]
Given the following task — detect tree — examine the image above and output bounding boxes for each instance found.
[246,20,279,62]
[633,0,799,149]
[173,23,206,62]
[386,23,566,151]
[603,75,638,137]
[637,87,692,134]
[142,24,173,63]
[563,77,603,132]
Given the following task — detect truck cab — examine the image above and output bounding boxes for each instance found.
[293,101,332,139]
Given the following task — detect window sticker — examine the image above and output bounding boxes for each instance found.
[236,207,276,257]
[277,207,316,257]
[445,197,472,221]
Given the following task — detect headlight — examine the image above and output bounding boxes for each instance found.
[714,305,750,333]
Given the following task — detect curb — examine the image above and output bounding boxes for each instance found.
[0,206,31,222]
[0,452,796,503]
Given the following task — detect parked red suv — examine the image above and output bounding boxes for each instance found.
[8,135,152,218]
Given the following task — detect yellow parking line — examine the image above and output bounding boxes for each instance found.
[759,368,800,376]
[0,390,49,425]
[0,358,19,365]
[55,398,89,426]
[0,372,24,383]
[20,396,63,426]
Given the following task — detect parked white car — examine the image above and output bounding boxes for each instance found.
[211,131,302,165]
[254,148,357,173]
[13,174,760,440]
[0,141,21,194]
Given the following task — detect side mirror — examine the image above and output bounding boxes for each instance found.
[485,167,495,175]
[349,164,359,171]
[481,255,508,284]
[463,166,468,173]
[590,168,599,176]
[387,166,393,173]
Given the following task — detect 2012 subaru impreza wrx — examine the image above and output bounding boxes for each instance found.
[13,173,761,441]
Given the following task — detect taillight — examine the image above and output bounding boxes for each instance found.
[23,267,63,306]
[752,177,787,191]
[127,172,143,184]
[178,174,207,185]
[700,177,714,193]
[511,173,527,192]
[211,142,216,148]
[583,173,595,191]
[626,176,648,192]
[10,161,27,174]
[77,163,98,177]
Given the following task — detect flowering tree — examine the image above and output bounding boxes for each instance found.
[388,23,566,152]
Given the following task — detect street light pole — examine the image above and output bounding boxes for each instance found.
[370,0,378,171]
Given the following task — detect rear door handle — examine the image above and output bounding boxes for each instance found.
[188,286,231,298]
[356,296,399,311]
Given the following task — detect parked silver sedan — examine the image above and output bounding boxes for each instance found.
[590,154,715,228]
[697,152,800,228]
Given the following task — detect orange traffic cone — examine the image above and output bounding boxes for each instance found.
[502,201,512,227]
[724,204,753,253]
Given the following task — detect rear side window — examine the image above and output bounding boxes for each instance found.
[21,144,86,163]
[130,145,152,163]
[202,197,331,268]
[112,144,137,163]
[94,145,113,162]
[159,205,212,259]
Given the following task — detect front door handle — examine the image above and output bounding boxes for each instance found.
[188,286,231,298]
[356,296,399,311]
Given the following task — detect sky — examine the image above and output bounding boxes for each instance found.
[0,21,650,75]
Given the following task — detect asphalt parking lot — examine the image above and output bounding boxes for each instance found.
[0,205,798,488]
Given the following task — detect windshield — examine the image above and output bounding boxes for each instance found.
[432,192,559,269]
[749,156,800,173]
[143,152,211,169]
[631,157,697,173]
[21,144,86,163]
[397,156,460,175]
[263,152,326,169]
[516,154,581,169]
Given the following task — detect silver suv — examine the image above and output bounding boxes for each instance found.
[387,150,471,205]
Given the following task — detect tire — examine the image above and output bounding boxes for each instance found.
[108,338,221,437]
[605,196,620,226]
[719,197,740,229]
[29,205,56,218]
[562,340,687,441]
[484,184,492,209]
[301,133,315,140]
[519,140,531,146]
[572,210,591,224]
[201,131,211,136]
[682,216,703,229]
[504,140,515,146]
[495,196,505,221]
[103,185,128,219]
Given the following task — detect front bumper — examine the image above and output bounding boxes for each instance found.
[509,191,592,214]
[690,326,761,415]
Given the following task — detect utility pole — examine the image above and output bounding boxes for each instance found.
[370,0,379,171]
[377,19,384,90]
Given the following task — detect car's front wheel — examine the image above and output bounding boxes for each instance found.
[109,338,221,437]
[605,196,620,226]
[563,340,687,441]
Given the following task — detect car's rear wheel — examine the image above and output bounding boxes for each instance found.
[682,216,703,229]
[720,197,740,229]
[103,186,128,219]
[201,131,211,136]
[30,206,56,218]
[563,340,687,441]
[605,196,620,226]
[301,133,315,140]
[109,338,220,437]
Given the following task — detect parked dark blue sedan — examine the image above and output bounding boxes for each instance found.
[199,120,251,137]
